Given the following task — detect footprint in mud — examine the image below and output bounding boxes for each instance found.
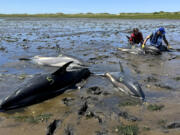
[84,111,103,124]
[88,55,109,61]
[22,39,28,42]
[144,76,159,83]
[83,53,89,56]
[47,119,61,135]
[62,97,75,106]
[86,86,103,95]
[78,101,88,116]
[64,124,74,135]
[118,111,140,122]
[154,83,174,90]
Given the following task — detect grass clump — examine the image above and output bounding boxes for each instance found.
[119,99,141,107]
[115,124,139,135]
[147,104,164,111]
[11,113,52,124]
[142,126,151,131]
[157,119,167,128]
[119,101,137,106]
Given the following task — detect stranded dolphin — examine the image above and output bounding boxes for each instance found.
[105,72,145,100]
[0,61,90,111]
[118,47,145,55]
[98,62,145,100]
[19,54,86,70]
[118,45,161,55]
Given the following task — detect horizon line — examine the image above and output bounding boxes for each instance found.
[1,11,180,15]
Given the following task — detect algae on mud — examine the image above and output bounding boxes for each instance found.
[147,104,164,111]
[115,124,139,135]
[10,113,53,124]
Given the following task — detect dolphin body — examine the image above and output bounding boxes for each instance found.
[144,45,162,55]
[118,47,145,55]
[98,62,145,100]
[0,62,90,111]
[19,54,86,70]
[118,45,161,55]
[105,72,145,100]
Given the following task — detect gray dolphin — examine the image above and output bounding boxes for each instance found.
[105,72,145,100]
[97,62,145,100]
[19,54,86,70]
[118,47,145,55]
[118,45,161,55]
[0,61,90,111]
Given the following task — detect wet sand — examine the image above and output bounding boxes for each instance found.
[0,18,180,135]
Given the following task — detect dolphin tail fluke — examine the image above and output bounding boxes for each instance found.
[52,61,73,75]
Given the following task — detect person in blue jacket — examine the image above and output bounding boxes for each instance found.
[142,27,172,51]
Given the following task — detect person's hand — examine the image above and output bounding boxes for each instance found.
[167,44,172,49]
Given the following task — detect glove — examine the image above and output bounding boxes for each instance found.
[132,45,135,49]
[167,45,172,49]
[142,44,145,49]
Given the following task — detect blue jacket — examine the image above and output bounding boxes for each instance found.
[150,30,165,47]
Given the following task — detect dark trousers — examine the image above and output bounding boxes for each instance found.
[157,45,168,52]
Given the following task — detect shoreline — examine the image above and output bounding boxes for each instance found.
[1,12,180,19]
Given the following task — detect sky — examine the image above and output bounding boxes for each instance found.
[0,0,180,14]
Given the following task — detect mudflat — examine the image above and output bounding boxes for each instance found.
[0,18,180,135]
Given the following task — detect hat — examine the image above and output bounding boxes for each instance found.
[159,27,165,34]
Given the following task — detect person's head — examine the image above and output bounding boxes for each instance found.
[133,28,139,35]
[157,27,165,35]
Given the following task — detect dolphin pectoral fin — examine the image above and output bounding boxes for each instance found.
[52,61,73,75]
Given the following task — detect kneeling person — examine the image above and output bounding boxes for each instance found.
[142,27,172,51]
[128,28,144,45]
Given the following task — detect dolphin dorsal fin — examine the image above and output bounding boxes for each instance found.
[119,61,124,73]
[52,61,73,75]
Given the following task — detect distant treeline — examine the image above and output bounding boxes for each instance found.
[1,11,180,19]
